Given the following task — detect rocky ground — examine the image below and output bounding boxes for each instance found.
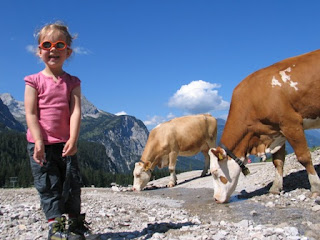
[1,150,320,240]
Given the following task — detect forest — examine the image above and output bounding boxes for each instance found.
[0,129,173,188]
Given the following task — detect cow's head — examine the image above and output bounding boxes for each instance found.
[209,147,242,203]
[132,162,152,191]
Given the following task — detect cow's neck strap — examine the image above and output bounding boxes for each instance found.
[220,144,250,176]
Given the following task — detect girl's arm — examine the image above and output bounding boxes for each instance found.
[24,85,45,165]
[62,86,81,157]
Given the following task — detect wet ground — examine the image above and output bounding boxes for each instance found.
[140,164,320,236]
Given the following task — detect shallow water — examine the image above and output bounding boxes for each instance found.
[143,187,320,235]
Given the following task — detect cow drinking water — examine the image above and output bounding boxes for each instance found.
[133,114,217,191]
[209,49,320,203]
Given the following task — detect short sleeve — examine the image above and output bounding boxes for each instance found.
[24,75,37,89]
[69,75,81,91]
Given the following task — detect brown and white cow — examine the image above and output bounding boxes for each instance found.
[133,114,217,191]
[209,49,320,203]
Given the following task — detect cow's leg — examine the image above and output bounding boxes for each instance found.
[201,150,210,177]
[269,144,285,194]
[281,118,320,197]
[168,152,178,187]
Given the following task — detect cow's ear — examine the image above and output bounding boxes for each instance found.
[144,162,151,171]
[211,147,226,161]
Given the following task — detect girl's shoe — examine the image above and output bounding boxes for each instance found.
[48,216,67,240]
[68,213,91,240]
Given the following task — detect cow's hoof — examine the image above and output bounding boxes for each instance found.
[269,189,281,195]
[269,191,280,195]
[168,182,176,188]
[269,185,282,195]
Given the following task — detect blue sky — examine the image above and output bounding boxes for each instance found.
[1,1,320,129]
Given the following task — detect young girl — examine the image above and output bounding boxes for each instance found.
[25,22,90,240]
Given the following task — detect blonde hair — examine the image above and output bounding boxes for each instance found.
[36,21,75,47]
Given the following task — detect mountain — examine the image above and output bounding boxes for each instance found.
[80,94,149,172]
[81,95,113,119]
[0,93,26,130]
[0,93,150,173]
[2,92,320,173]
[0,98,25,132]
[0,93,206,174]
[0,93,111,123]
[80,113,149,173]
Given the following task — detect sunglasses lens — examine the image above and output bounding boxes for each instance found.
[56,42,66,49]
[42,41,52,49]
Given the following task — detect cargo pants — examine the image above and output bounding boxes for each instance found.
[27,142,82,220]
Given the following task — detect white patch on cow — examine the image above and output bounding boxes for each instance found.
[303,117,320,130]
[279,67,291,83]
[272,67,298,91]
[271,76,282,87]
[265,135,286,154]
[133,163,152,191]
[308,173,320,192]
[257,152,267,161]
[270,145,282,154]
[278,67,299,91]
[289,81,298,91]
[209,149,223,176]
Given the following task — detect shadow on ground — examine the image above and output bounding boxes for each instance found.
[239,163,320,199]
[99,221,195,240]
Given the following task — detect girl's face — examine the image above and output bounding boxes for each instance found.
[38,30,72,73]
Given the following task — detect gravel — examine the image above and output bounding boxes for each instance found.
[1,150,320,240]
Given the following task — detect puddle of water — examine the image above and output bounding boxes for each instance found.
[143,186,319,235]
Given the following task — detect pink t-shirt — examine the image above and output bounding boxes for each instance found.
[25,71,81,144]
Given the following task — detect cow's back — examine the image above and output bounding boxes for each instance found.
[142,114,217,160]
[160,114,216,153]
[232,49,320,122]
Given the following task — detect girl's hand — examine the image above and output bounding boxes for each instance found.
[62,140,77,157]
[33,140,46,166]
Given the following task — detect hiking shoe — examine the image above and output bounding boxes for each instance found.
[68,213,91,240]
[48,216,67,240]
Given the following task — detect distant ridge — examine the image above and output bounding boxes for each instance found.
[0,98,25,132]
[1,92,320,172]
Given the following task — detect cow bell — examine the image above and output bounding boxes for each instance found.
[242,167,250,176]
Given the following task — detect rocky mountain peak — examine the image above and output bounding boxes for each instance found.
[81,95,102,118]
[0,98,25,132]
[0,93,112,120]
[0,92,149,173]
[0,93,25,121]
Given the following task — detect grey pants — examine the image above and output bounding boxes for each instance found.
[27,142,82,220]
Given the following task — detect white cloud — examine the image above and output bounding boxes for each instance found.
[166,112,176,120]
[115,111,127,116]
[26,45,37,54]
[168,80,229,114]
[73,46,91,55]
[143,113,176,130]
[143,115,166,127]
[217,113,228,120]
